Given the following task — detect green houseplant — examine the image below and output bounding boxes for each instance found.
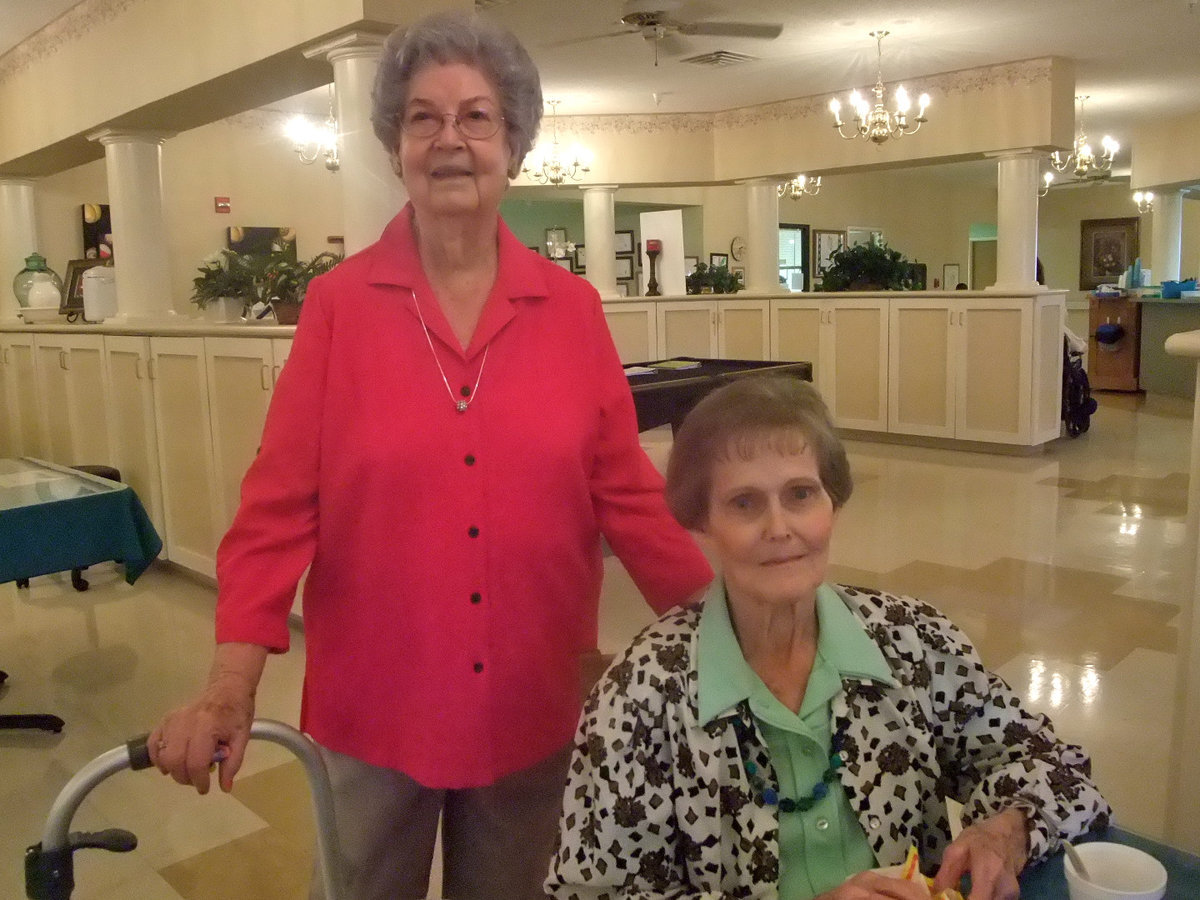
[190,250,261,317]
[263,251,342,324]
[819,241,914,291]
[685,262,744,295]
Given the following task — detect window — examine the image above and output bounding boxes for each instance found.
[778,223,811,292]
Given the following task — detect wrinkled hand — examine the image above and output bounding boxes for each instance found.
[148,673,255,795]
[933,807,1029,900]
[816,870,932,899]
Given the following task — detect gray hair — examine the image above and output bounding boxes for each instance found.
[371,11,543,176]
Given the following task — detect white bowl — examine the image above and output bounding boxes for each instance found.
[1065,842,1167,900]
[19,306,64,324]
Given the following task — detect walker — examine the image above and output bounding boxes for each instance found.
[25,719,344,899]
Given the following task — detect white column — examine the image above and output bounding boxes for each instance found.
[989,151,1042,292]
[88,129,175,319]
[308,32,407,255]
[743,179,778,295]
[582,185,618,298]
[1151,189,1184,284]
[0,178,38,319]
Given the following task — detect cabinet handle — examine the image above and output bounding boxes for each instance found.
[135,357,146,380]
[261,364,271,391]
[60,350,69,370]
[273,364,282,386]
[2,347,8,365]
[147,357,156,380]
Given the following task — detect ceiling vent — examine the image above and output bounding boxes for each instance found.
[679,50,757,67]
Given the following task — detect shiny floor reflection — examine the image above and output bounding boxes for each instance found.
[2,390,1195,898]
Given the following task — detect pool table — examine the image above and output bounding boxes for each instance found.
[624,357,813,433]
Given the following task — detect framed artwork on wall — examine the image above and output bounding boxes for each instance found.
[709,252,729,268]
[684,255,699,274]
[942,263,961,289]
[1079,217,1139,290]
[573,244,586,272]
[227,225,297,260]
[846,226,883,248]
[615,281,631,297]
[80,203,112,259]
[552,257,573,271]
[614,230,634,254]
[545,226,568,246]
[813,229,847,276]
[61,258,109,315]
[615,256,634,280]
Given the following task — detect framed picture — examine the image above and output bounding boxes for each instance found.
[545,226,568,247]
[942,263,961,289]
[573,244,586,272]
[80,203,112,260]
[813,229,847,276]
[847,226,882,248]
[614,230,634,254]
[552,257,573,271]
[527,245,541,255]
[615,255,634,280]
[709,252,729,268]
[1079,217,1139,290]
[615,281,631,297]
[684,255,699,274]
[227,225,296,260]
[61,258,110,314]
[731,266,746,283]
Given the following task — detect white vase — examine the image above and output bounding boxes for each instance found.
[204,296,244,323]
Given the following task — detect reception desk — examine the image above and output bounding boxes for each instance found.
[1138,297,1200,398]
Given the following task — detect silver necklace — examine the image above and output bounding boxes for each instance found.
[408,289,489,413]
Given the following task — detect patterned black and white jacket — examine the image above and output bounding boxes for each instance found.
[547,584,1111,899]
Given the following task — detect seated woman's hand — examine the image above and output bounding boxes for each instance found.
[932,807,1028,900]
[816,870,938,899]
[148,673,256,795]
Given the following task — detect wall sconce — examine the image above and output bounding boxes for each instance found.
[1133,190,1155,213]
[1038,171,1054,197]
[285,85,340,173]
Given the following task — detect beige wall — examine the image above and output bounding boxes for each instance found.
[1132,109,1200,190]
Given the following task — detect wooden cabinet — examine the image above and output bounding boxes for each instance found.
[653,298,769,361]
[0,332,41,457]
[603,302,657,363]
[104,335,166,548]
[31,333,112,466]
[771,297,887,430]
[150,336,220,577]
[1088,294,1141,392]
[889,295,1063,445]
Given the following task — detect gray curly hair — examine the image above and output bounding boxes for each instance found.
[371,11,543,177]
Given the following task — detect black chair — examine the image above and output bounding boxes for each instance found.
[4,464,121,733]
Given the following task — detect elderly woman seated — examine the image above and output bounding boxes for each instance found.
[547,377,1110,900]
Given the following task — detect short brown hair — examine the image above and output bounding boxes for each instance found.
[665,377,852,530]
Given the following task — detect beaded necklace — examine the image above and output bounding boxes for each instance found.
[731,716,845,814]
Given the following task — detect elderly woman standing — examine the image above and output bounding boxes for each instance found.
[148,11,711,899]
[548,377,1110,900]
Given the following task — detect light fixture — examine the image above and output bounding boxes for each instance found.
[1038,171,1055,197]
[521,100,590,185]
[285,85,340,172]
[778,174,822,199]
[829,30,930,144]
[1133,190,1155,213]
[1050,95,1118,180]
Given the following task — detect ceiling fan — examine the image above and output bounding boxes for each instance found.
[550,0,783,61]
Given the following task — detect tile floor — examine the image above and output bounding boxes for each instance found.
[2,390,1196,898]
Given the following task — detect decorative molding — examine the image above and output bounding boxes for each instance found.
[557,112,714,137]
[0,0,147,82]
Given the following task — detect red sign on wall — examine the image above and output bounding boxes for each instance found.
[214,197,231,214]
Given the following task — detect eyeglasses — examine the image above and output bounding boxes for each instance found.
[399,106,505,141]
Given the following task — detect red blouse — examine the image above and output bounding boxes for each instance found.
[214,208,712,787]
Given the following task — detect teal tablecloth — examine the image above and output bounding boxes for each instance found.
[0,458,162,585]
[1020,827,1200,898]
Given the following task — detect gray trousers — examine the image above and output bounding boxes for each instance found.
[310,742,572,900]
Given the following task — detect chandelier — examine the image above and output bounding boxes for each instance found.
[778,174,822,199]
[285,85,340,172]
[1133,191,1155,213]
[521,100,590,185]
[829,31,930,144]
[1050,96,1117,180]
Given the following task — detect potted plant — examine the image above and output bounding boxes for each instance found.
[190,250,260,321]
[686,262,744,295]
[819,241,913,291]
[263,251,342,324]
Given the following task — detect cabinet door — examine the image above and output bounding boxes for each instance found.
[718,299,769,360]
[2,334,42,457]
[33,336,74,463]
[1,335,26,457]
[657,301,717,359]
[771,299,826,393]
[105,335,166,549]
[61,334,112,465]
[150,336,220,577]
[827,299,888,431]
[205,337,274,536]
[955,301,1033,444]
[602,302,658,364]
[272,337,293,386]
[888,300,956,438]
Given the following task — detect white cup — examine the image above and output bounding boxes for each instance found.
[1065,842,1167,900]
